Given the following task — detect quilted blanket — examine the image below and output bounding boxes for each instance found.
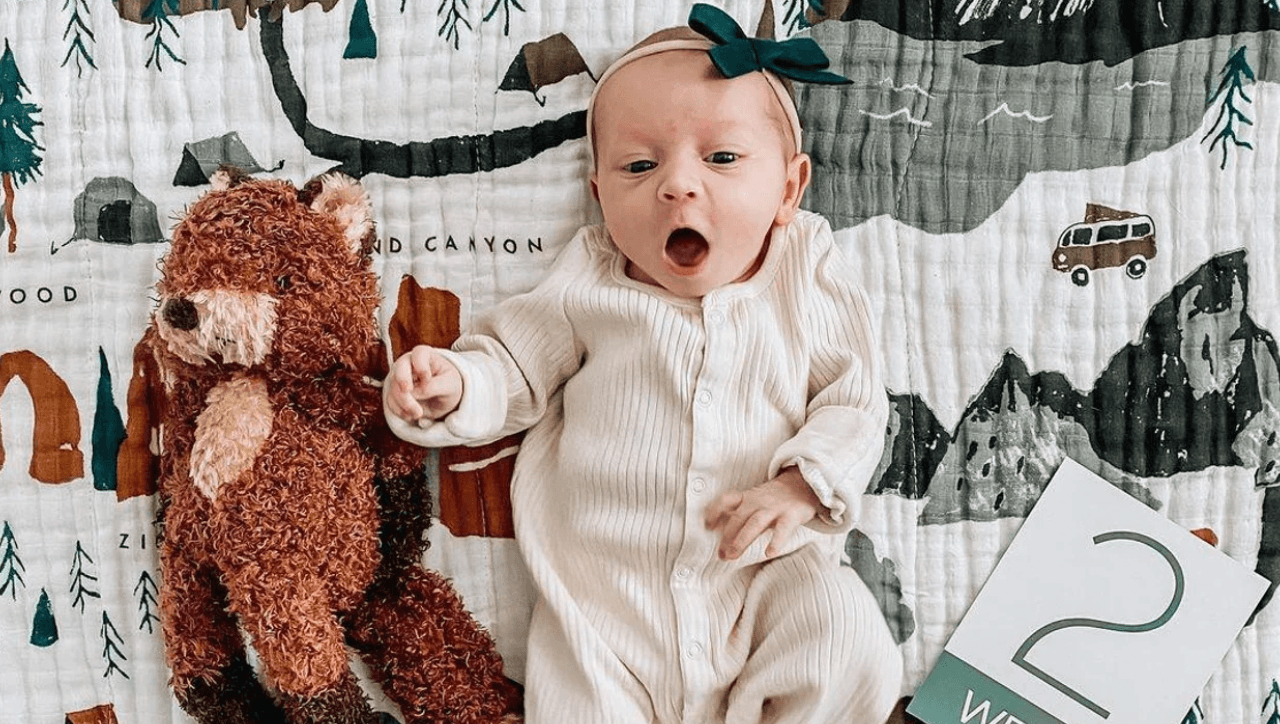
[0,0,1277,722]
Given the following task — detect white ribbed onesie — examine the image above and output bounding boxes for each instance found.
[385,210,902,724]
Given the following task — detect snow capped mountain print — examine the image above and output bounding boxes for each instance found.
[837,0,1280,66]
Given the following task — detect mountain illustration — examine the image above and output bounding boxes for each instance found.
[840,0,1280,66]
[1087,249,1280,478]
[914,350,1161,524]
[865,249,1280,615]
[871,249,1279,506]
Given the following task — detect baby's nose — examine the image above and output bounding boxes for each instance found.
[658,164,700,201]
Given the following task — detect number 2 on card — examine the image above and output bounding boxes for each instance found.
[1010,531,1185,719]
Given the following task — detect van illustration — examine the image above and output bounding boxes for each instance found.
[1053,204,1157,286]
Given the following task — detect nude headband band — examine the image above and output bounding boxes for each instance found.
[584,36,805,162]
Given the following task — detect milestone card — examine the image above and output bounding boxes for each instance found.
[907,457,1268,724]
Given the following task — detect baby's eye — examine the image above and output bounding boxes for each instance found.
[707,151,738,164]
[625,160,656,174]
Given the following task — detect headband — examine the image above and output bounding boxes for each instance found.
[586,3,851,161]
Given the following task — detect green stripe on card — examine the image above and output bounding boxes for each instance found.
[907,651,1068,724]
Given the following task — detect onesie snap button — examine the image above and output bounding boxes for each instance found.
[691,478,706,493]
[687,642,704,658]
[676,566,692,580]
[707,309,725,326]
[697,390,713,406]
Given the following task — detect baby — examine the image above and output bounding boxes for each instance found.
[385,4,903,723]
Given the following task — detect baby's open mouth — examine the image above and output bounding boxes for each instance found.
[665,228,709,269]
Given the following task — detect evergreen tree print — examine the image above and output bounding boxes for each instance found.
[781,0,820,35]
[1183,698,1204,724]
[91,347,126,492]
[61,0,96,77]
[0,40,43,254]
[100,611,129,678]
[1202,46,1256,170]
[142,0,185,71]
[0,522,25,599]
[438,0,472,49]
[1263,679,1279,724]
[343,0,377,59]
[483,0,524,36]
[31,589,58,646]
[68,542,100,613]
[133,571,159,633]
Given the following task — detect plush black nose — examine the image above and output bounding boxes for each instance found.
[162,298,199,331]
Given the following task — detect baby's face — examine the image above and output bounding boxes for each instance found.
[590,50,809,299]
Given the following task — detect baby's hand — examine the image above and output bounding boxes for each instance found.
[386,345,463,422]
[704,468,820,561]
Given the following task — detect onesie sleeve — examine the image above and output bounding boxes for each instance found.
[769,220,890,535]
[383,228,591,448]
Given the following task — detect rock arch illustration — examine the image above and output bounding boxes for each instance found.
[0,351,83,484]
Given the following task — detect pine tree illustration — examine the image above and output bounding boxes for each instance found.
[0,522,25,599]
[91,347,126,493]
[343,0,377,59]
[780,0,816,34]
[100,611,129,678]
[1263,679,1279,724]
[68,541,101,613]
[31,589,57,646]
[1202,46,1256,170]
[1182,697,1204,724]
[483,0,524,36]
[0,39,44,254]
[438,0,472,50]
[61,0,96,77]
[142,0,186,71]
[133,571,160,634]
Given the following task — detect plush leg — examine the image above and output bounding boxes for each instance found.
[274,669,381,724]
[173,652,287,724]
[223,564,378,724]
[346,567,522,724]
[162,548,282,723]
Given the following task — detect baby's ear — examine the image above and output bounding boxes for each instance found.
[774,153,811,227]
[589,173,600,202]
[301,172,376,255]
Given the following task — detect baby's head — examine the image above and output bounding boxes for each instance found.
[585,7,843,299]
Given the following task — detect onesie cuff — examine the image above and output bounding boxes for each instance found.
[770,454,852,535]
[382,348,508,447]
[433,348,509,441]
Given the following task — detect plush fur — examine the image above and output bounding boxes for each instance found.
[148,168,522,724]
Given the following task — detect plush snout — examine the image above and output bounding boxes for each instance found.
[155,289,279,368]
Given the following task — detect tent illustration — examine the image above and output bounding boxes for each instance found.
[173,131,275,186]
[69,177,164,247]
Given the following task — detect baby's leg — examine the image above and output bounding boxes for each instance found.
[725,545,902,724]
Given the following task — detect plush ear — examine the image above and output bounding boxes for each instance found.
[209,165,251,192]
[300,172,375,255]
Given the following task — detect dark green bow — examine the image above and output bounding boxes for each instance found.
[688,3,850,85]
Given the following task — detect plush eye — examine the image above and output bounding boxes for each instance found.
[275,275,293,291]
[707,151,738,164]
[625,160,657,174]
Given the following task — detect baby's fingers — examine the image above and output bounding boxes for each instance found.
[718,509,775,561]
[386,385,424,421]
[703,491,743,531]
[764,511,806,557]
